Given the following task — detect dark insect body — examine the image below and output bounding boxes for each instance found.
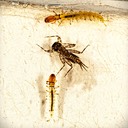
[37,35,89,76]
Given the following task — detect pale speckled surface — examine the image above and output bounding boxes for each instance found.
[0,1,128,128]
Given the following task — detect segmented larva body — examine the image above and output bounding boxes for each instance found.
[44,11,106,25]
[46,74,58,120]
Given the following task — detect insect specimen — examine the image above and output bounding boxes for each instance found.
[46,74,58,120]
[44,10,106,25]
[37,35,89,76]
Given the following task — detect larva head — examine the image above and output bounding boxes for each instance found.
[49,74,56,83]
[52,42,62,52]
[44,16,56,23]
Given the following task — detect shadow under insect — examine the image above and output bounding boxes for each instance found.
[37,35,89,77]
[36,74,46,119]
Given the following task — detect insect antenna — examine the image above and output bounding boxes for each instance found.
[36,44,53,53]
[36,44,45,51]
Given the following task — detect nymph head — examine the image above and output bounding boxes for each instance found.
[52,42,62,51]
[44,16,56,23]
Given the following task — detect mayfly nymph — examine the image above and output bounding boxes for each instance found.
[37,35,89,76]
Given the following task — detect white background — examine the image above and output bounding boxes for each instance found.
[0,1,128,128]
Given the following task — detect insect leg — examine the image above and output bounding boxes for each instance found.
[56,35,62,43]
[80,44,90,53]
[69,9,74,25]
[36,44,53,53]
[63,43,76,48]
[56,54,65,75]
[58,19,64,26]
[64,59,73,77]
[45,35,62,43]
[57,64,65,75]
[53,10,58,15]
[67,44,90,54]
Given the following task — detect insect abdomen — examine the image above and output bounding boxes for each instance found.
[50,89,54,112]
[66,53,79,63]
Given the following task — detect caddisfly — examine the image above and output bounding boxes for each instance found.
[44,10,106,25]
